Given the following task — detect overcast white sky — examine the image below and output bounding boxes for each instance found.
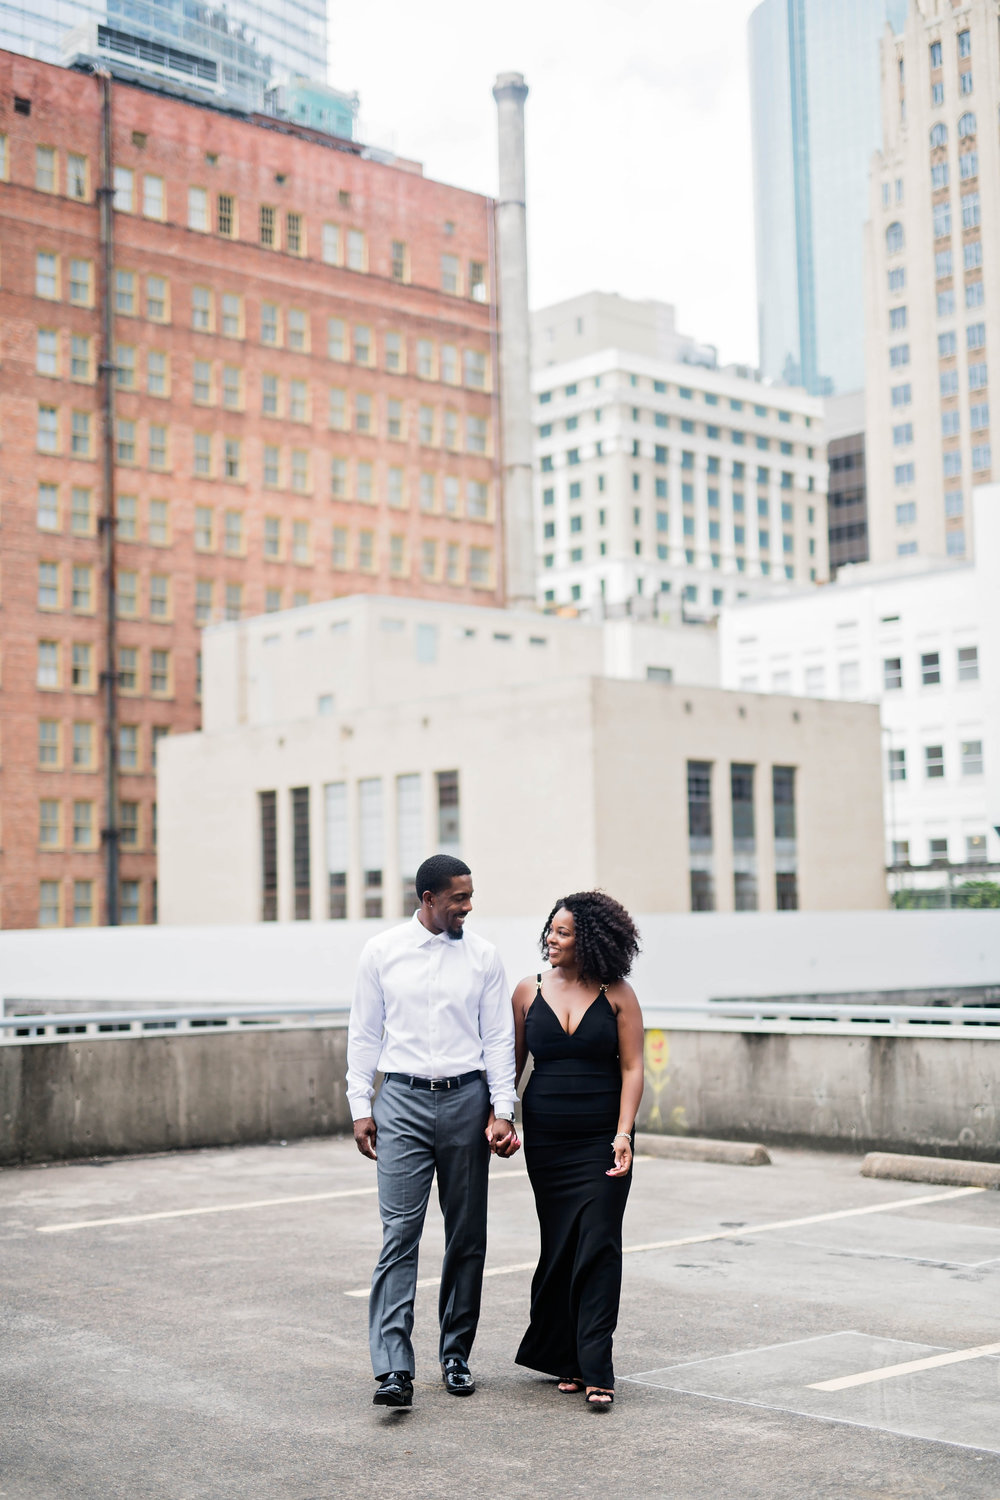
[332,0,762,366]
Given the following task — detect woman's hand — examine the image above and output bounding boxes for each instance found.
[606,1134,632,1177]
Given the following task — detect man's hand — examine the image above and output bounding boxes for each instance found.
[486,1115,520,1158]
[353,1116,377,1160]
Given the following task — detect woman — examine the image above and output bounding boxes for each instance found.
[512,891,644,1410]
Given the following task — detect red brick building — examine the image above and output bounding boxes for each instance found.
[0,50,505,930]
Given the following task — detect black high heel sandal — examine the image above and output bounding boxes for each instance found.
[557,1377,584,1393]
[586,1388,614,1409]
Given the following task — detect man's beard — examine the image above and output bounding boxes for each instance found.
[446,923,465,940]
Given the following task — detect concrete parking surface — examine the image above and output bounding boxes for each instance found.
[2,1136,999,1499]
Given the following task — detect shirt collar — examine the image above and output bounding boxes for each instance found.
[410,910,447,946]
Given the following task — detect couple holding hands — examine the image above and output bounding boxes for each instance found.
[347,853,644,1412]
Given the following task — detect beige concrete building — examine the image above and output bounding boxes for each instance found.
[158,598,886,924]
[200,592,720,734]
[865,0,1000,565]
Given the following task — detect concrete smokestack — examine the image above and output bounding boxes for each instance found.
[492,71,535,608]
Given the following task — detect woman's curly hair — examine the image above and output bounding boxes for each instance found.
[539,891,640,987]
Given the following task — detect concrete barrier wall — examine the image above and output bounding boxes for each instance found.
[0,1029,352,1165]
[2,1024,997,1165]
[638,1027,999,1160]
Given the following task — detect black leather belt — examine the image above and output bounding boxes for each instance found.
[385,1070,481,1091]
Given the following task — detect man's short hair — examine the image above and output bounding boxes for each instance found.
[415,854,472,901]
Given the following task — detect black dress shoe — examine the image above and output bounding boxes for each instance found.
[373,1371,413,1407]
[441,1356,476,1396]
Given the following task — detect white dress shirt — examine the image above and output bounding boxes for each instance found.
[346,912,517,1121]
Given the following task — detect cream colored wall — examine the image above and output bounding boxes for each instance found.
[160,677,600,926]
[161,673,887,926]
[590,679,887,913]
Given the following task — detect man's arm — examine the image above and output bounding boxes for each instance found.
[346,943,384,1159]
[479,949,519,1156]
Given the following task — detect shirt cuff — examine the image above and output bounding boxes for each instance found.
[490,1094,518,1117]
[348,1093,375,1121]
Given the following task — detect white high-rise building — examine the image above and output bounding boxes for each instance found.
[719,486,1000,901]
[865,0,1000,566]
[531,293,828,621]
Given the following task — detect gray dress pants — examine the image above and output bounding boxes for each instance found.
[368,1074,491,1378]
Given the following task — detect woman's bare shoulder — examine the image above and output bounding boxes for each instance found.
[512,973,542,1010]
[605,978,640,1014]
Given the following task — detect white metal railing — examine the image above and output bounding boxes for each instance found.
[2,998,998,1045]
[0,1002,350,1044]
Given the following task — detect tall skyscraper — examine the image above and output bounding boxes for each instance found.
[2,0,328,111]
[865,0,999,566]
[749,0,901,396]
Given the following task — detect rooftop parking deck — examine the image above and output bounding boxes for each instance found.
[2,1138,999,1499]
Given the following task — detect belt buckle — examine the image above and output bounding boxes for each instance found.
[429,1078,451,1091]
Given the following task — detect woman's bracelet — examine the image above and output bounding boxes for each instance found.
[611,1131,632,1145]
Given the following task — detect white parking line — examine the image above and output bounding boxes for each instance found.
[342,1185,985,1297]
[37,1186,379,1233]
[35,1168,528,1234]
[809,1339,1000,1392]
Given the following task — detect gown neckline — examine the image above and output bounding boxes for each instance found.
[531,987,611,1040]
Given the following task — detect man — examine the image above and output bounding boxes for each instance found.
[347,853,519,1409]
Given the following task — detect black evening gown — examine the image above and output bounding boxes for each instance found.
[515,979,633,1389]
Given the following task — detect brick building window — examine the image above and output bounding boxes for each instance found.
[149,574,170,620]
[194,506,214,550]
[147,352,168,397]
[146,275,168,321]
[115,270,135,314]
[69,259,93,306]
[261,303,280,345]
[221,293,242,338]
[347,229,366,271]
[291,451,310,493]
[188,187,209,232]
[286,212,303,254]
[332,527,349,569]
[289,379,308,422]
[193,434,212,477]
[469,261,486,302]
[385,332,404,372]
[263,446,280,488]
[38,561,60,610]
[192,286,212,331]
[223,367,242,411]
[37,406,58,454]
[72,564,93,612]
[39,881,62,927]
[421,539,437,579]
[292,519,311,563]
[288,309,308,351]
[217,194,235,236]
[223,511,244,555]
[150,650,171,695]
[224,439,242,480]
[327,318,346,360]
[39,720,60,768]
[322,223,340,265]
[112,165,133,210]
[225,583,243,621]
[389,534,407,577]
[195,579,213,624]
[73,722,95,769]
[441,254,460,294]
[468,546,492,587]
[259,205,277,247]
[143,174,164,219]
[331,458,347,498]
[71,643,93,690]
[391,240,408,281]
[119,802,139,848]
[36,251,59,299]
[36,144,57,192]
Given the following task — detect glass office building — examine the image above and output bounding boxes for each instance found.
[749,0,905,395]
[1,0,328,110]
